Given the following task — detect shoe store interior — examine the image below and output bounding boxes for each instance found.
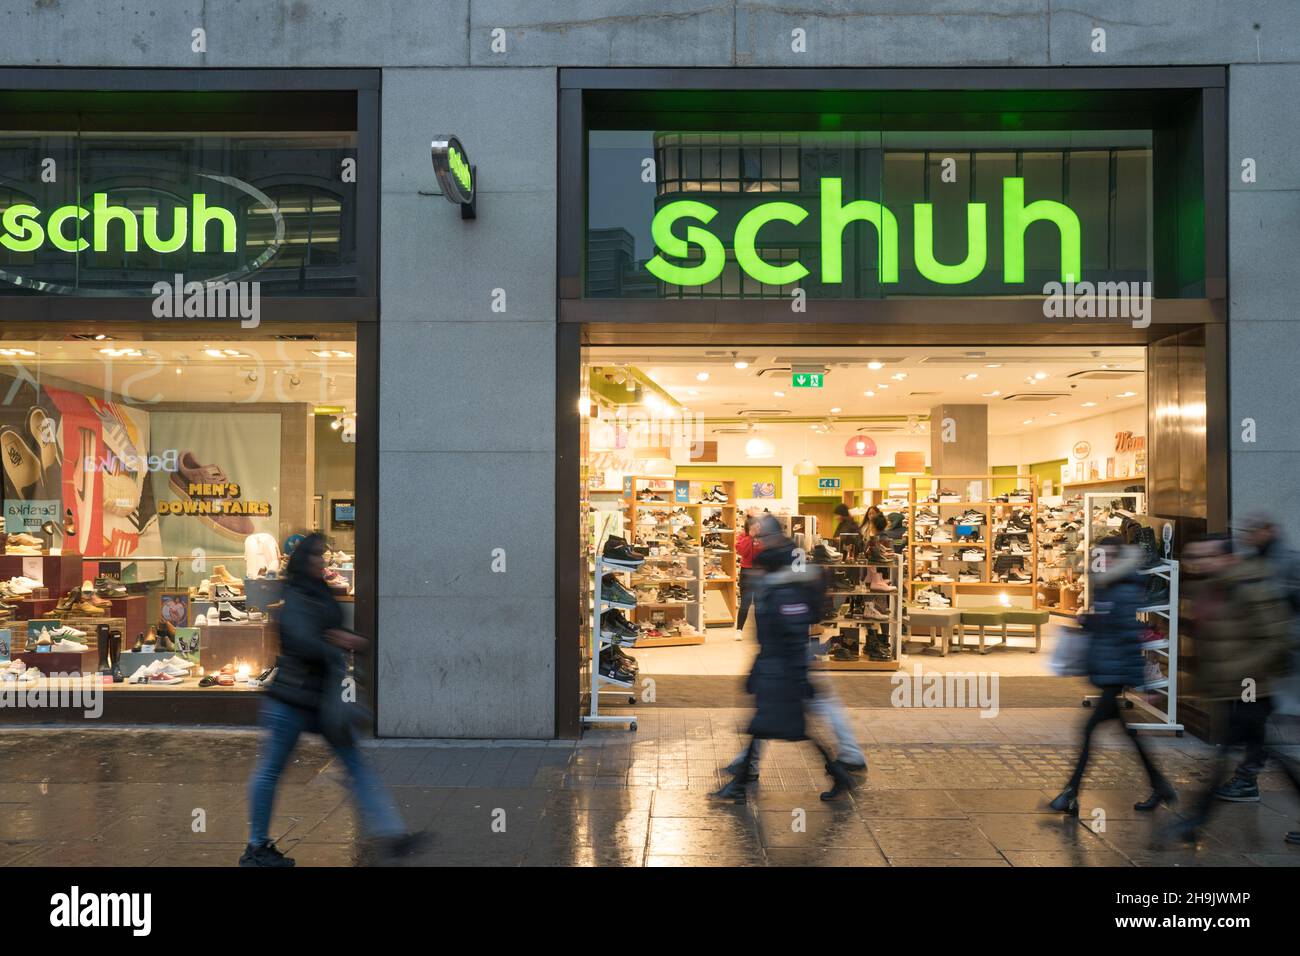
[0,330,357,694]
[585,345,1173,686]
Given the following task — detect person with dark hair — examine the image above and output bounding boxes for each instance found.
[712,515,858,804]
[1049,536,1175,815]
[241,532,427,867]
[735,514,761,639]
[831,503,860,538]
[1169,530,1300,844]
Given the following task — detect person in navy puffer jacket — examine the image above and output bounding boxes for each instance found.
[1049,536,1175,816]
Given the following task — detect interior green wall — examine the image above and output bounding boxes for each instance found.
[796,465,863,498]
[676,465,782,498]
[1030,458,1068,494]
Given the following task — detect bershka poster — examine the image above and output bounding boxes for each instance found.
[147,412,281,556]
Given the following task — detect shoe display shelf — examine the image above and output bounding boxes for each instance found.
[7,596,57,620]
[907,475,1039,608]
[19,615,125,654]
[199,622,276,678]
[623,476,738,627]
[584,552,639,731]
[628,552,706,648]
[0,552,83,598]
[1035,494,1085,616]
[1081,491,1148,610]
[1082,559,1183,736]
[811,553,904,671]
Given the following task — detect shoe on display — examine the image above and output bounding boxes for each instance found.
[602,535,646,568]
[45,623,87,640]
[929,573,954,583]
[928,529,952,543]
[8,533,43,548]
[916,547,942,562]
[812,542,841,563]
[959,510,986,525]
[958,571,982,582]
[860,602,890,621]
[914,507,939,526]
[218,601,249,622]
[50,639,89,652]
[959,549,984,562]
[937,489,961,503]
[128,665,149,684]
[18,666,40,683]
[600,573,637,609]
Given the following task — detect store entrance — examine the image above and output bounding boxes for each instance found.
[580,344,1159,692]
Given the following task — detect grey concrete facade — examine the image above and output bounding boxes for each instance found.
[2,1,1296,738]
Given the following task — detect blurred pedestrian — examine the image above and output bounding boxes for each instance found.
[1049,536,1175,815]
[242,533,428,867]
[713,516,858,804]
[1169,532,1300,845]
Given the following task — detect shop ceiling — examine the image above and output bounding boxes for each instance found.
[0,337,357,405]
[589,345,1144,437]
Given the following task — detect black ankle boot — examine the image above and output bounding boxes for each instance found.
[1049,785,1080,814]
[710,776,749,804]
[1135,781,1177,811]
[820,760,856,802]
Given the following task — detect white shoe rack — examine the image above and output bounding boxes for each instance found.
[1083,558,1183,735]
[583,553,638,731]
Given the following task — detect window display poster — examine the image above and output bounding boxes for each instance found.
[752,482,776,499]
[147,412,281,558]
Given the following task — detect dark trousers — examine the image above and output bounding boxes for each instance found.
[1189,696,1300,826]
[1067,685,1166,791]
[732,731,835,782]
[736,568,759,630]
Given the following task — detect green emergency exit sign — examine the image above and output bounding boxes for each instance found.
[792,373,823,388]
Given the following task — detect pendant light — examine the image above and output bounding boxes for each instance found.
[792,430,819,475]
[743,423,775,460]
[844,435,877,458]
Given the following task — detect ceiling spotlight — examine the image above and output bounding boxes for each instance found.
[877,384,888,390]
[696,372,709,382]
[773,390,785,398]
[984,363,1003,368]
[625,377,636,391]
[962,373,978,380]
[863,391,875,398]
[245,370,259,384]
[982,390,1001,398]
[1116,390,1137,398]
[734,360,748,370]
[1022,419,1034,425]
[867,361,883,370]
[1048,412,1059,417]
[1033,371,1048,380]
[175,367,183,376]
[891,372,907,381]
[330,418,341,431]
[1081,401,1097,408]
[830,407,842,414]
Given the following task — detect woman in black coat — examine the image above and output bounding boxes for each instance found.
[241,533,425,866]
[1049,537,1175,815]
[713,517,856,804]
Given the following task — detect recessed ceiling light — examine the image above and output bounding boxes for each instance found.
[877,384,888,390]
[867,360,883,370]
[891,372,907,381]
[1033,371,1048,380]
[734,361,748,370]
[830,407,842,414]
[1022,419,1034,425]
[863,391,875,398]
[1116,390,1136,398]
[962,373,978,380]
[1048,412,1059,417]
[981,390,1001,398]
[773,391,785,397]
[985,363,1002,368]
[1081,401,1097,408]
[696,372,709,382]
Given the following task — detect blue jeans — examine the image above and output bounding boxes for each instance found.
[248,696,404,846]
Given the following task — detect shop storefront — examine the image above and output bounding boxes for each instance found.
[557,69,1228,738]
[0,70,378,723]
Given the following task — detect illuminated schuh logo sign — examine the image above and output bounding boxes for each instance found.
[645,177,1082,288]
[0,171,285,296]
[431,134,476,219]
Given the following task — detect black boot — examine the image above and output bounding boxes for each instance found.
[1134,779,1177,811]
[820,759,856,802]
[108,632,124,683]
[1049,785,1080,814]
[96,624,111,672]
[711,776,750,804]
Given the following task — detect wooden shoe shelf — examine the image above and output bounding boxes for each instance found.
[908,475,1039,608]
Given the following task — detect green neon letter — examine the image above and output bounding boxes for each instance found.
[142,206,189,253]
[0,204,44,253]
[645,200,725,287]
[820,178,898,283]
[192,193,237,253]
[734,201,809,286]
[914,203,986,284]
[47,204,90,252]
[92,192,139,253]
[1002,177,1081,283]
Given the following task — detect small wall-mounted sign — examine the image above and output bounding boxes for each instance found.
[1072,440,1091,460]
[817,477,841,490]
[431,134,476,219]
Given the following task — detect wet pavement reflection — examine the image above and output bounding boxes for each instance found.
[0,708,1297,866]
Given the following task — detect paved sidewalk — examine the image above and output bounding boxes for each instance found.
[1,708,1297,867]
